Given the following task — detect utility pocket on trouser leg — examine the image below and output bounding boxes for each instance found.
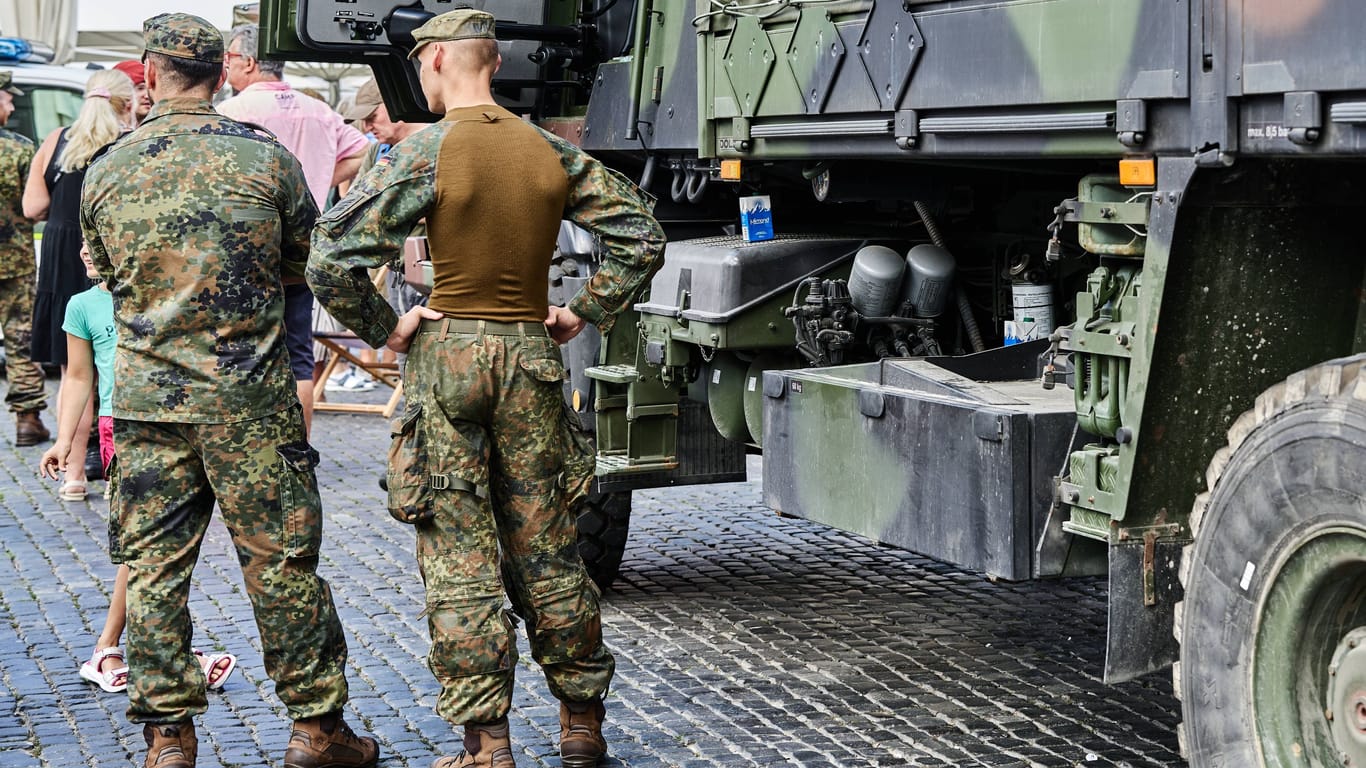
[427,590,517,724]
[387,405,433,523]
[524,567,604,666]
[388,404,489,524]
[105,454,128,564]
[276,441,323,558]
[558,403,596,511]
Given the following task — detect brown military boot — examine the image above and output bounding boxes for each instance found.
[559,698,607,768]
[282,712,379,768]
[143,721,197,768]
[14,411,49,446]
[431,720,516,768]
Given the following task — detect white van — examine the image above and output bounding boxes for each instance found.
[0,38,92,144]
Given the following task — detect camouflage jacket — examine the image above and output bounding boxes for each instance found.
[307,108,664,350]
[81,97,317,423]
[0,127,34,279]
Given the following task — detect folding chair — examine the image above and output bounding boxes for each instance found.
[312,266,404,418]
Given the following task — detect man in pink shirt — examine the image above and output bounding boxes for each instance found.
[217,24,369,431]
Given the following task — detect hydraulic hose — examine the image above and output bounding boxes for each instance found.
[685,170,708,204]
[639,154,657,195]
[955,288,985,354]
[670,169,687,204]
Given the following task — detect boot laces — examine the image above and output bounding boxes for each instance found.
[335,719,361,742]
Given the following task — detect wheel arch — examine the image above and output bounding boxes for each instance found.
[1131,158,1366,542]
[1103,157,1366,683]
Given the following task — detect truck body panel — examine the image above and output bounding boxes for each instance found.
[263,1,1366,759]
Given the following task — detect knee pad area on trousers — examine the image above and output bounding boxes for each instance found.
[426,590,516,679]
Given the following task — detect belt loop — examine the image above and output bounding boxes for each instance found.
[438,317,449,342]
[477,320,487,341]
[518,322,528,341]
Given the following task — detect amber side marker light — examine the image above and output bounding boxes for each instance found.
[1119,158,1156,187]
[720,160,743,180]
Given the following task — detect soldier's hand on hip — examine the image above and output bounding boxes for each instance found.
[387,306,445,354]
[545,305,587,344]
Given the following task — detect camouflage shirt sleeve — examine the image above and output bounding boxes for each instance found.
[279,153,319,280]
[79,179,113,286]
[307,135,438,349]
[539,128,665,334]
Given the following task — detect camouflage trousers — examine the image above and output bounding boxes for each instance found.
[110,405,349,723]
[0,274,47,413]
[394,318,614,725]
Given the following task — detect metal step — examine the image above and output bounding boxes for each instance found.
[596,452,679,477]
[585,364,638,384]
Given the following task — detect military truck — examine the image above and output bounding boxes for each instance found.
[263,1,1366,764]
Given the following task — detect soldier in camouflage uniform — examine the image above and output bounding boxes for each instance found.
[308,9,664,768]
[0,71,50,446]
[78,14,377,768]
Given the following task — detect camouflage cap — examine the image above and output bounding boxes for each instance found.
[0,71,22,97]
[142,13,224,63]
[407,9,496,59]
[342,77,383,122]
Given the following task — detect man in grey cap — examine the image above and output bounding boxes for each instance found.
[309,7,665,768]
[80,13,378,768]
[0,70,50,447]
[344,77,424,150]
[340,76,426,319]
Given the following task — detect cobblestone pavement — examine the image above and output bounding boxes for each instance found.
[0,381,1184,768]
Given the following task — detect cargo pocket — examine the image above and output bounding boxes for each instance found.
[277,441,323,559]
[387,404,489,524]
[518,353,566,385]
[387,405,433,524]
[426,592,517,679]
[526,570,602,665]
[105,454,127,564]
[559,405,596,510]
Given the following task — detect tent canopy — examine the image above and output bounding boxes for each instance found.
[0,0,76,62]
[0,0,366,107]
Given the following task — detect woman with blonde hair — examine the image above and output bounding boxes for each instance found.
[22,68,135,501]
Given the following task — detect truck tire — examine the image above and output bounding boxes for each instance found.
[576,491,631,592]
[1176,355,1366,767]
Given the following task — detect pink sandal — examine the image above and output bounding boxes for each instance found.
[78,646,128,693]
[193,648,238,690]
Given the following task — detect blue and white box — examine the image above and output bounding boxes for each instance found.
[740,195,775,242]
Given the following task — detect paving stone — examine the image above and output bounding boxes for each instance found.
[0,380,1185,766]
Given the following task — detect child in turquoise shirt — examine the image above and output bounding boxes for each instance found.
[39,242,238,694]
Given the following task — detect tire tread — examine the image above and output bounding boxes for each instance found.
[1174,355,1366,760]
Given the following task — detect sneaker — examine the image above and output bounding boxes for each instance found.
[325,370,377,393]
[324,370,353,392]
[339,372,377,392]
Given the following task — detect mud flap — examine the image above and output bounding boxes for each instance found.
[1104,539,1183,683]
